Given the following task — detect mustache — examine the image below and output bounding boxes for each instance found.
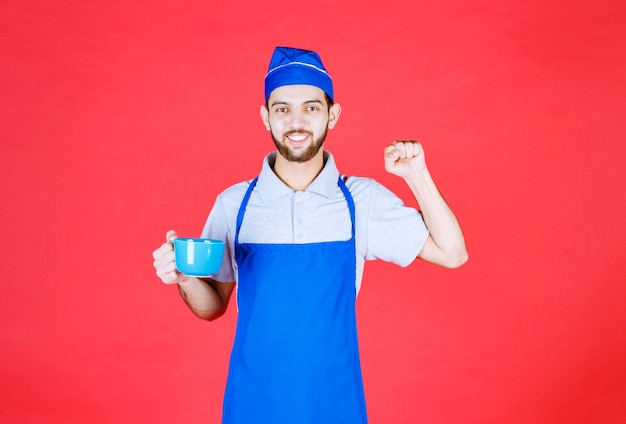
[284,129,313,138]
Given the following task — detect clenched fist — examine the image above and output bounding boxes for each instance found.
[384,140,427,178]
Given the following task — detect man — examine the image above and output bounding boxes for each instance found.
[152,46,467,424]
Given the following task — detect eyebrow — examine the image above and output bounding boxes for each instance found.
[270,99,325,108]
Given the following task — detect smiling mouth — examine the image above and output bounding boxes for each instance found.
[285,131,312,144]
[288,134,308,142]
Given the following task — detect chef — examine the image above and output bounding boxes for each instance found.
[152,46,468,423]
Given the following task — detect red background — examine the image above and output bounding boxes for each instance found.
[2,1,625,423]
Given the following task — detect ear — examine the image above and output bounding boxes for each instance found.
[328,103,342,130]
[260,104,270,131]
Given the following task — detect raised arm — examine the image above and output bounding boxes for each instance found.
[384,140,468,268]
[152,230,235,320]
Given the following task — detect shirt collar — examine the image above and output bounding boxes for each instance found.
[255,150,341,203]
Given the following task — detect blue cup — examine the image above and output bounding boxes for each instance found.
[173,238,225,277]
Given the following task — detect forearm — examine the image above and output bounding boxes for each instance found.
[177,277,231,321]
[405,167,468,267]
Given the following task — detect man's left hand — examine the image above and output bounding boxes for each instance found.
[384,140,427,178]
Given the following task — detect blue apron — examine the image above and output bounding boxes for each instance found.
[223,177,368,424]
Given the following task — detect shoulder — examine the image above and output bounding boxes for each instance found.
[218,179,254,199]
[213,179,254,214]
[343,175,418,224]
[342,175,398,203]
[342,175,375,195]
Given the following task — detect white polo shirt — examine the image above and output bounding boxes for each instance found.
[201,151,429,293]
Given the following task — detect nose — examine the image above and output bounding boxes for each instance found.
[287,110,307,129]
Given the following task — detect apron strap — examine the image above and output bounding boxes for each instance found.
[235,177,258,245]
[337,177,356,238]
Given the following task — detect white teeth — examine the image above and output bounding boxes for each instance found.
[289,135,307,141]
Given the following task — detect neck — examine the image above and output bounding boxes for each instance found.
[273,149,325,191]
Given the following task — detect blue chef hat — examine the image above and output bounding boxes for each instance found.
[264,47,333,102]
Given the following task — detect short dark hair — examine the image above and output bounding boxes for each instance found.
[324,93,334,110]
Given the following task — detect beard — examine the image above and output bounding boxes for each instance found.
[271,127,328,163]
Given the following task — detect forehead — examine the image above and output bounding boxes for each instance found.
[267,84,327,105]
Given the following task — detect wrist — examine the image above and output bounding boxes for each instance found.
[403,167,431,186]
[176,275,197,289]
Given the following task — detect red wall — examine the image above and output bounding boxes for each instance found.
[2,1,625,422]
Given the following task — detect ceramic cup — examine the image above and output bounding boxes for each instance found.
[173,238,225,277]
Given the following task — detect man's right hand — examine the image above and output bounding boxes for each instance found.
[152,230,189,284]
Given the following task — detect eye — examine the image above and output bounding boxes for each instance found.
[274,106,288,113]
[306,105,320,112]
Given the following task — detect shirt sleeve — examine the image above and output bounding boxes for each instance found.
[364,181,429,267]
[200,194,237,283]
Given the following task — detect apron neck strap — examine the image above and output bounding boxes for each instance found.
[337,177,356,238]
[235,177,259,245]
